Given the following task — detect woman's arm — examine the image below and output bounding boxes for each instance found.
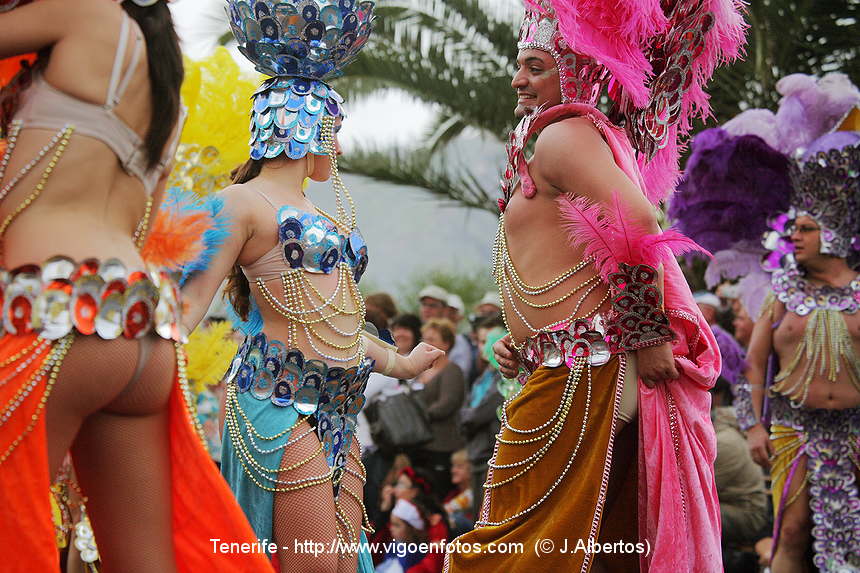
[0,0,90,57]
[363,336,444,379]
[181,187,253,332]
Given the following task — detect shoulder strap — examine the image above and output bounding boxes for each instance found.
[251,188,279,211]
[105,12,143,110]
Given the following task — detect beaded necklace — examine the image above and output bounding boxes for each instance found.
[764,266,860,406]
[253,116,367,365]
[492,213,610,349]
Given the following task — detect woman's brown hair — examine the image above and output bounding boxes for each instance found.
[422,318,457,350]
[223,158,263,320]
[121,0,183,169]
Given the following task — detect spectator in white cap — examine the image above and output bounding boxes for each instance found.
[693,291,723,326]
[446,293,475,380]
[375,499,427,573]
[474,291,501,318]
[418,285,450,323]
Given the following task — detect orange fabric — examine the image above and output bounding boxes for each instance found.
[446,359,637,572]
[169,347,273,571]
[0,334,58,573]
[0,334,273,572]
[0,53,35,86]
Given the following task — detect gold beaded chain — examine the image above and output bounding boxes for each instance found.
[132,195,154,250]
[492,213,610,346]
[223,398,333,493]
[0,333,75,466]
[0,126,74,240]
[255,269,366,355]
[480,358,603,528]
[175,343,208,446]
[0,338,48,369]
[227,383,307,442]
[320,116,356,232]
[340,483,375,535]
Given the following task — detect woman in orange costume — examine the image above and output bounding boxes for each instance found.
[0,0,271,571]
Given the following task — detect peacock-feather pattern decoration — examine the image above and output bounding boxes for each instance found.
[226,0,376,161]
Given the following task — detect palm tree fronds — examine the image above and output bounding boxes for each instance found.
[339,146,499,213]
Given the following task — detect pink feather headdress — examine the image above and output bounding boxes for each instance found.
[520,0,747,204]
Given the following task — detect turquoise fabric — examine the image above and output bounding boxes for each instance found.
[221,388,300,550]
[222,389,376,573]
[358,531,374,573]
[469,369,495,408]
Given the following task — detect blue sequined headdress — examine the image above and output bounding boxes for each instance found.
[226,0,376,160]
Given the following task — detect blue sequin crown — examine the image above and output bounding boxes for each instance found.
[226,0,376,81]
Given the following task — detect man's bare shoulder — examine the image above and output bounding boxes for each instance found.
[531,116,616,194]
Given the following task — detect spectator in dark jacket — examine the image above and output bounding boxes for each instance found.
[413,319,466,495]
[459,315,506,518]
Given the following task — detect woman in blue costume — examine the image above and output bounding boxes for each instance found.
[182,2,444,571]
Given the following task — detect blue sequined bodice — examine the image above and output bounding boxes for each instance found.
[278,205,368,282]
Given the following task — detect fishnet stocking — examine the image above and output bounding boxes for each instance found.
[44,334,178,573]
[336,442,366,573]
[273,419,366,573]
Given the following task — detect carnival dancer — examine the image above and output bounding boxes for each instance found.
[0,0,272,571]
[674,71,860,572]
[444,0,746,572]
[728,75,860,573]
[180,2,443,571]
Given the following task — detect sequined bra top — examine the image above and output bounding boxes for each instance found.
[241,189,369,283]
[12,12,182,195]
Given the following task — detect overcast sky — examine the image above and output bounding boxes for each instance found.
[168,0,505,306]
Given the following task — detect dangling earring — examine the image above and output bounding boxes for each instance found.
[305,153,315,179]
[321,116,356,232]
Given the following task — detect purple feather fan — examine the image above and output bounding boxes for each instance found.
[711,324,747,386]
[669,129,793,254]
[774,73,860,156]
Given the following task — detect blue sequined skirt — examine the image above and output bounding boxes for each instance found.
[221,332,373,547]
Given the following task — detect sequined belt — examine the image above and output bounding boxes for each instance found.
[0,256,183,341]
[518,315,623,376]
[770,393,860,431]
[226,332,373,475]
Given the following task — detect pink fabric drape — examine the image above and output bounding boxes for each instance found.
[520,103,723,572]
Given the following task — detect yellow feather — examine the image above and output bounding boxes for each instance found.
[167,48,263,197]
[184,320,239,395]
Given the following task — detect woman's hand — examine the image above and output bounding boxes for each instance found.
[403,342,445,377]
[636,343,679,388]
[746,423,773,469]
[493,334,520,379]
[380,484,395,512]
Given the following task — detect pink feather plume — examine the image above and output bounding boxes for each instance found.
[558,191,710,281]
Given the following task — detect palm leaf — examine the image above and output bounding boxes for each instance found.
[339,146,499,213]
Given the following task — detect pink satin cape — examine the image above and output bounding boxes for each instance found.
[516,103,723,572]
